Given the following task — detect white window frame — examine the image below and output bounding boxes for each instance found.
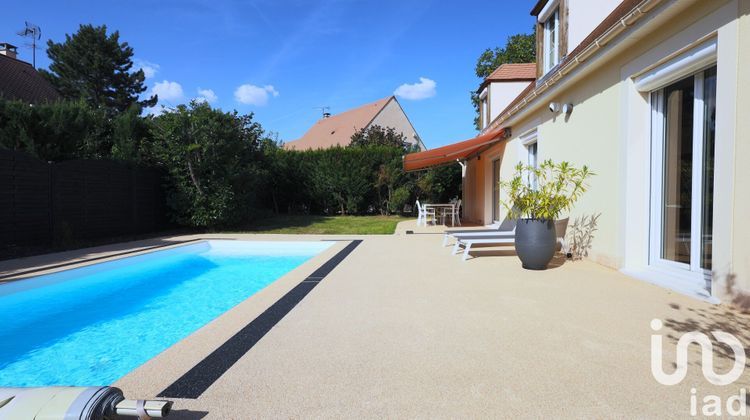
[634,39,716,93]
[479,89,489,129]
[491,158,502,223]
[519,129,539,189]
[648,67,713,288]
[542,7,560,75]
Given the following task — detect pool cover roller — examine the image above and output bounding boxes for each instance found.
[0,386,172,419]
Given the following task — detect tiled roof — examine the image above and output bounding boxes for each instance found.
[486,63,537,82]
[0,54,60,104]
[284,96,394,150]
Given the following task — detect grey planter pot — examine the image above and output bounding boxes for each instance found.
[515,218,557,270]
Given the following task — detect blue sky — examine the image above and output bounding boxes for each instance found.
[2,1,536,148]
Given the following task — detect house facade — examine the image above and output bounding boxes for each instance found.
[404,0,750,303]
[284,96,424,150]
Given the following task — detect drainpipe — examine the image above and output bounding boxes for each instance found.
[457,159,467,221]
[456,159,467,177]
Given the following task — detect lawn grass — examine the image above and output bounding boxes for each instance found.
[241,215,409,235]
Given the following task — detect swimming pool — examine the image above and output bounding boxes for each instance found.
[0,240,333,387]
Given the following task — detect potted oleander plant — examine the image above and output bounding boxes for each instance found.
[500,160,593,270]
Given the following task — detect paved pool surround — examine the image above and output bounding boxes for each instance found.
[3,223,749,418]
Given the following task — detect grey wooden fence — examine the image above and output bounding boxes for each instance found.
[0,149,167,247]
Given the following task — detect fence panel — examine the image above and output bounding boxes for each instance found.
[0,150,51,246]
[0,149,166,248]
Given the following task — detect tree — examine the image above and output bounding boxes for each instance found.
[350,125,409,150]
[258,138,314,214]
[148,101,266,227]
[416,165,462,204]
[375,157,408,215]
[41,24,157,113]
[471,31,536,129]
[309,147,380,215]
[0,98,150,162]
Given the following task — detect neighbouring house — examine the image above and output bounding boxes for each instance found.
[0,43,60,103]
[284,96,425,150]
[404,0,750,303]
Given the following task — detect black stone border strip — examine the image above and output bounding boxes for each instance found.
[0,238,216,282]
[158,239,363,399]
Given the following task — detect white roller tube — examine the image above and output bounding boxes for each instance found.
[115,399,173,418]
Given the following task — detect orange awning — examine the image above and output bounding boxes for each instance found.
[402,127,510,172]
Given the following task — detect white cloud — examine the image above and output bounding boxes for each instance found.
[394,77,436,100]
[135,59,160,79]
[195,88,218,104]
[143,105,171,117]
[234,84,279,106]
[152,80,184,102]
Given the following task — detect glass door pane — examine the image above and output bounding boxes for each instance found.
[661,76,694,264]
[701,67,717,269]
[527,142,538,189]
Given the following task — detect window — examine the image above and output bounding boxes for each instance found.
[526,141,538,189]
[492,159,501,222]
[519,128,539,189]
[542,8,560,74]
[479,91,489,129]
[649,65,716,279]
[484,99,490,128]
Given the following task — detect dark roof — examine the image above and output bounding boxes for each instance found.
[530,0,549,16]
[0,54,60,104]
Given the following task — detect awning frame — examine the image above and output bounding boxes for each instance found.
[402,127,511,172]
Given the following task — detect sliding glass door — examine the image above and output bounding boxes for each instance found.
[650,66,716,279]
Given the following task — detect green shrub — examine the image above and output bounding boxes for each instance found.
[261,142,461,217]
[148,101,267,228]
[500,160,594,221]
[0,99,149,162]
[390,186,411,214]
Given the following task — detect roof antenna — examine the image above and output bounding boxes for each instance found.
[314,106,331,118]
[17,21,41,68]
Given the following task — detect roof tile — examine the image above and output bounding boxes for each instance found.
[485,63,537,82]
[284,96,394,150]
[0,54,60,103]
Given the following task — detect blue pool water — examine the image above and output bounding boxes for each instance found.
[0,240,332,387]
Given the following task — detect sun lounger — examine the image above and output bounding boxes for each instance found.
[453,235,516,261]
[454,218,569,261]
[442,213,516,246]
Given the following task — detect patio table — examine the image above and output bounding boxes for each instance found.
[423,203,458,226]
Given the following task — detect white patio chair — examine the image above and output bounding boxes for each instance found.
[442,199,462,227]
[454,218,569,261]
[415,200,436,227]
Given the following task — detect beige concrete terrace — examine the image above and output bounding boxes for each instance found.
[2,221,750,418]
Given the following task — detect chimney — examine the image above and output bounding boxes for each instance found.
[0,43,18,59]
[323,112,331,118]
